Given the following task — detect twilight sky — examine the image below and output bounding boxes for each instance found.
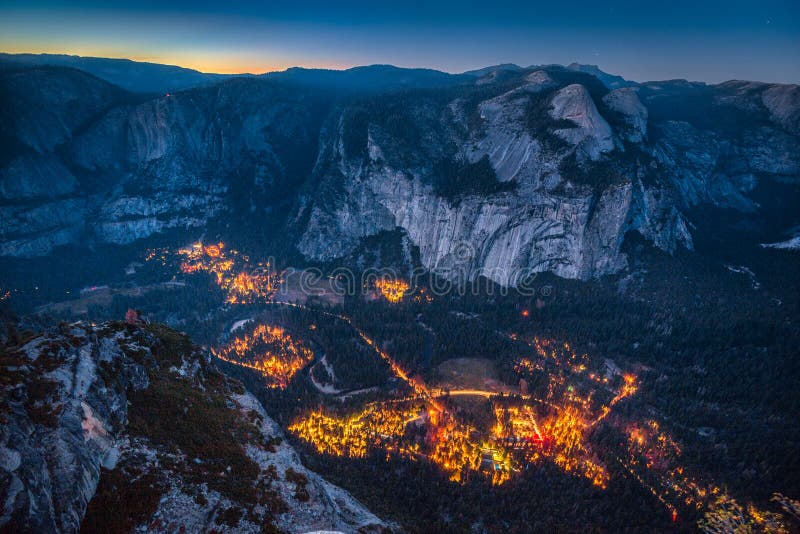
[1,0,798,83]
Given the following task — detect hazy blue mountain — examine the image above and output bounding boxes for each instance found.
[0,55,475,95]
[565,63,638,89]
[0,53,236,94]
[462,63,524,77]
[262,64,469,92]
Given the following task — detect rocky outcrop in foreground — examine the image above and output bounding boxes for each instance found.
[0,320,385,533]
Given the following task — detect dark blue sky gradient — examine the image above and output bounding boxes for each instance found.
[1,0,798,82]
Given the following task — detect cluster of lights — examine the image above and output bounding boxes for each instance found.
[288,300,513,484]
[148,241,282,304]
[290,400,513,485]
[615,418,785,527]
[514,357,543,374]
[492,403,608,488]
[212,323,313,389]
[512,336,638,423]
[412,287,434,304]
[428,409,512,485]
[543,406,609,487]
[491,336,646,488]
[700,495,788,533]
[374,278,411,303]
[289,402,422,458]
[592,373,638,426]
[144,248,167,263]
[290,327,644,489]
[283,305,515,483]
[524,337,598,377]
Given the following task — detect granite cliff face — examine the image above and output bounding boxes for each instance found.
[0,320,385,533]
[295,68,798,282]
[1,68,323,255]
[1,63,798,284]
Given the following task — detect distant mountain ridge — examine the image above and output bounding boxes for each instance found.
[0,53,237,94]
[462,63,525,77]
[464,62,638,90]
[1,53,641,95]
[564,62,638,89]
[261,64,469,93]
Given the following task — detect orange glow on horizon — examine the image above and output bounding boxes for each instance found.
[0,46,353,75]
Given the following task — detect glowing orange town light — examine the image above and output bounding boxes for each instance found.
[212,323,313,389]
[375,278,410,303]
